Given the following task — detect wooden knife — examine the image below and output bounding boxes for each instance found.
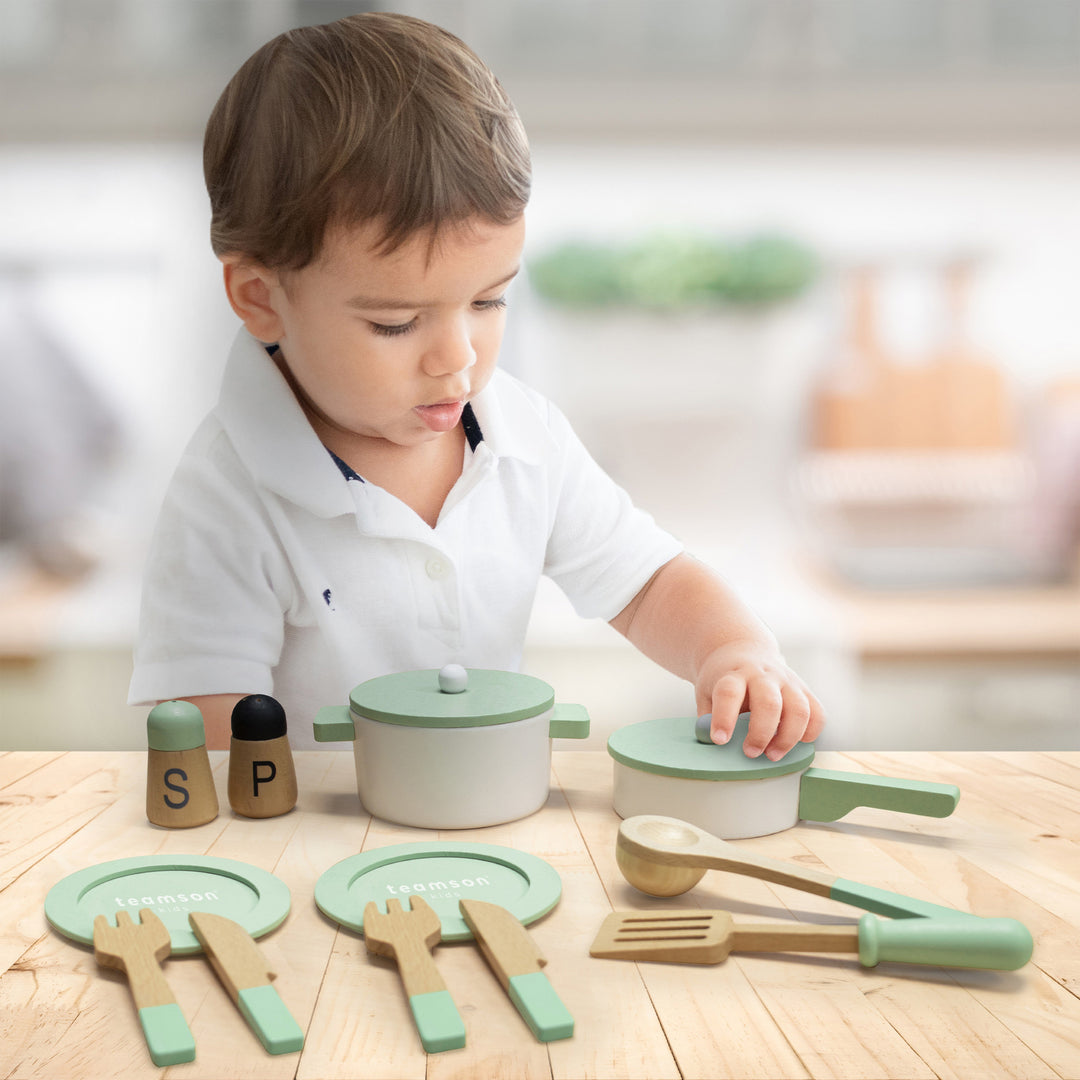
[458,899,573,1042]
[188,911,304,1054]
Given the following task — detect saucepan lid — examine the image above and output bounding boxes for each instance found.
[607,714,815,781]
[348,666,555,729]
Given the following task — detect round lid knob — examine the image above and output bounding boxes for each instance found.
[231,694,287,741]
[147,700,206,751]
[438,664,468,694]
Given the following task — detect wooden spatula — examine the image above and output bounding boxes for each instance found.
[591,909,1032,970]
[92,909,196,1065]
[362,896,466,1053]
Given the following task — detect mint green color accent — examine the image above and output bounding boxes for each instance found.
[313,705,356,742]
[146,700,206,751]
[507,971,574,1042]
[237,984,305,1054]
[137,1003,196,1066]
[409,990,466,1052]
[798,768,960,822]
[857,913,1033,970]
[348,668,555,728]
[829,878,973,921]
[315,842,561,942]
[607,714,814,780]
[548,703,590,739]
[45,855,291,955]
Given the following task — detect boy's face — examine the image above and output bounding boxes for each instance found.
[230,215,525,450]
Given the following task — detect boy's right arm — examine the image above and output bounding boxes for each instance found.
[179,694,247,751]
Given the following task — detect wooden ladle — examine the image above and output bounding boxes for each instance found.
[616,815,977,921]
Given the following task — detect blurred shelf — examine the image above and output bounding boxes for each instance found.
[816,570,1080,660]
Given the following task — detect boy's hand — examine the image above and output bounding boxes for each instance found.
[695,641,825,761]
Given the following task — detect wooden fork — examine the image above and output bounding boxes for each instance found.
[362,896,466,1053]
[93,909,196,1066]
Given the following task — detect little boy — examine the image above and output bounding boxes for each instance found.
[128,12,824,754]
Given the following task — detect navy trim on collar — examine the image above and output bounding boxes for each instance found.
[462,402,484,451]
[329,450,364,482]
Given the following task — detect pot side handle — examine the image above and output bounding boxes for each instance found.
[549,704,590,740]
[799,767,959,823]
[314,705,356,743]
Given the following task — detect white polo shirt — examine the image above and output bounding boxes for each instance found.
[129,329,683,748]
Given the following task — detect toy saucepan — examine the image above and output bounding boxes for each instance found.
[607,714,960,839]
[314,665,590,829]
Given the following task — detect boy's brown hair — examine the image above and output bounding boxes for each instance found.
[204,12,530,270]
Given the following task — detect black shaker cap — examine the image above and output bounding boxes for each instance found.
[231,694,287,741]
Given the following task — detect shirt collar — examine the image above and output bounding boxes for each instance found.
[214,329,355,518]
[467,369,548,468]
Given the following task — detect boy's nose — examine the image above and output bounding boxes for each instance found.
[422,318,477,377]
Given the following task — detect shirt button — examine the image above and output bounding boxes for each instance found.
[425,558,448,580]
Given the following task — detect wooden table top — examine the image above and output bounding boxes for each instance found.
[1,748,1078,1079]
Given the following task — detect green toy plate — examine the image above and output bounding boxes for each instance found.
[45,855,291,955]
[315,842,561,942]
[607,714,815,780]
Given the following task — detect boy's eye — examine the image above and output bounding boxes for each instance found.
[474,296,508,312]
[370,318,418,338]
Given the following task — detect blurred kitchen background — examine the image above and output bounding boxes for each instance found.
[1,0,1079,750]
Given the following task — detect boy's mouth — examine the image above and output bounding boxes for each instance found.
[414,399,465,432]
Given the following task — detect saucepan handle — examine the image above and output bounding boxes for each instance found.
[798,767,960,823]
[549,703,590,739]
[313,705,356,742]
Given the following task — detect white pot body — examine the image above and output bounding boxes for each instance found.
[352,707,554,829]
[612,761,805,839]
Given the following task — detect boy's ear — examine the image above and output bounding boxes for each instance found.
[221,258,285,343]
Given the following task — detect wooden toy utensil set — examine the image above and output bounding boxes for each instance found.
[92,908,303,1066]
[146,696,297,828]
[592,814,1033,973]
[361,895,573,1053]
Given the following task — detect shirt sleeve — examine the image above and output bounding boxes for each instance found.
[541,400,683,621]
[127,424,294,706]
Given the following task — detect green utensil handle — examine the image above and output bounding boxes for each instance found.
[798,767,960,823]
[508,971,575,1042]
[409,990,466,1053]
[830,877,969,921]
[137,1003,196,1066]
[237,984,305,1055]
[858,913,1033,971]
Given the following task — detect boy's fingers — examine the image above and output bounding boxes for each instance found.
[742,678,783,758]
[802,689,827,742]
[707,674,745,744]
[763,686,812,761]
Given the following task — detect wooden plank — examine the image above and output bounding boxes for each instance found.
[0,754,127,892]
[0,750,64,790]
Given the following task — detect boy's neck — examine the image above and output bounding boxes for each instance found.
[317,415,467,529]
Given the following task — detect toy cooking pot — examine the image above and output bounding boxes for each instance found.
[608,714,959,839]
[314,665,590,829]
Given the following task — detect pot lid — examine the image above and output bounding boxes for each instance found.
[607,714,815,780]
[348,665,555,728]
